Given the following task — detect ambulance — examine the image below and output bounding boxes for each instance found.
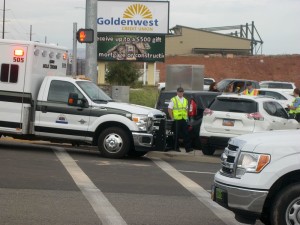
[0,39,166,158]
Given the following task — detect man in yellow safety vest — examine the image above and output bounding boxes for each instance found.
[243,81,258,96]
[167,87,193,153]
[287,88,300,122]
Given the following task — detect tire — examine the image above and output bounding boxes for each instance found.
[98,127,130,159]
[201,145,216,155]
[127,150,147,158]
[270,183,300,225]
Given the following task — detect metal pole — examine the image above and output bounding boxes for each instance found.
[2,0,5,39]
[30,25,32,41]
[72,22,77,76]
[85,0,98,84]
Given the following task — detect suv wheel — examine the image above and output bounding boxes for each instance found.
[201,145,215,155]
[270,183,300,225]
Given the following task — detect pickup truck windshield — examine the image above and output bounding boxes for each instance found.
[76,81,113,102]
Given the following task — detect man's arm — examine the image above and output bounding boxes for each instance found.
[168,108,173,120]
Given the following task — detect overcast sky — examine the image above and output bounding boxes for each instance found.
[4,0,300,55]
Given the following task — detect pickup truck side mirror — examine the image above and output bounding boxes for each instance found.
[68,92,88,108]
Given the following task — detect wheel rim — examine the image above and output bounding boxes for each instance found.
[103,133,123,154]
[286,197,300,225]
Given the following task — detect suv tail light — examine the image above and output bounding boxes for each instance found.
[247,112,264,121]
[203,108,213,116]
[189,99,197,117]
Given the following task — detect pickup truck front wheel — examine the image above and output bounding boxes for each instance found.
[271,183,300,225]
[98,127,130,159]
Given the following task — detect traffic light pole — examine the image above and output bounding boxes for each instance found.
[72,22,77,76]
[85,0,98,84]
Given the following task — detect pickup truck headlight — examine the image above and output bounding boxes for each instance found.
[236,152,270,178]
[132,114,150,131]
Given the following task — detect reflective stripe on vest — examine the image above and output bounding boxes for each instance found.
[171,97,188,120]
[243,89,258,96]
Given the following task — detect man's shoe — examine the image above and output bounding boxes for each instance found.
[186,148,193,153]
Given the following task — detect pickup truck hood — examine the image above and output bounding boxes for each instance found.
[98,102,165,116]
[231,129,300,152]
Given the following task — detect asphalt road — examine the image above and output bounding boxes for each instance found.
[0,139,263,225]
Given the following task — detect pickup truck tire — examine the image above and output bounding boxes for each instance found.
[98,127,130,159]
[127,150,147,157]
[201,145,215,155]
[270,183,300,225]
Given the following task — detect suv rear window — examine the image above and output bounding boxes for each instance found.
[261,82,293,89]
[210,98,257,113]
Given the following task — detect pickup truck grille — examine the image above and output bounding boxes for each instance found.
[220,144,240,177]
[151,115,166,150]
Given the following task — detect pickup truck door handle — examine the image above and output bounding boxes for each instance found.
[41,106,47,113]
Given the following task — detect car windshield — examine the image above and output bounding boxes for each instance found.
[216,80,233,91]
[210,98,257,113]
[76,81,113,102]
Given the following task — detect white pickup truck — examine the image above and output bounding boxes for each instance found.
[0,39,166,158]
[212,129,300,225]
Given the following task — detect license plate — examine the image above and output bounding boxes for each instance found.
[223,119,235,126]
[215,187,227,204]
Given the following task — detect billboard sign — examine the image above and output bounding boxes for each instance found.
[97,33,165,62]
[97,1,169,34]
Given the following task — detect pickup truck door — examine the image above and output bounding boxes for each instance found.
[35,80,91,142]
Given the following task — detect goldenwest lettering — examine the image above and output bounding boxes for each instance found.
[97,17,159,26]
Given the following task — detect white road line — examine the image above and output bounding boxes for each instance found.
[179,170,216,175]
[151,157,246,225]
[53,147,127,225]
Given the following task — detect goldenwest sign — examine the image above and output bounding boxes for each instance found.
[97,1,169,34]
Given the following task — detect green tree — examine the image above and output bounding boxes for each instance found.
[105,61,141,86]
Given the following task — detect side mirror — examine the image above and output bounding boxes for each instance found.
[68,92,78,106]
[68,92,88,108]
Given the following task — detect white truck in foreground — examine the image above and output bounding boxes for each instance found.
[212,129,300,225]
[0,39,166,158]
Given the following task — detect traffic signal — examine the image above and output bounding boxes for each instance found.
[76,28,94,43]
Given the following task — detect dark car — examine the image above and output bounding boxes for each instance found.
[217,79,260,93]
[155,90,220,149]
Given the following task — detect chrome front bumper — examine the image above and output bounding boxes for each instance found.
[212,180,268,214]
[132,132,153,148]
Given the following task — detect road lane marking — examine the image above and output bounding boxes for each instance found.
[53,147,127,225]
[151,157,246,225]
[179,170,216,175]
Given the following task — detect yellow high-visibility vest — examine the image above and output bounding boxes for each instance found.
[171,97,188,120]
[243,89,258,96]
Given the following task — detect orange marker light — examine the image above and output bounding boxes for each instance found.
[14,49,24,56]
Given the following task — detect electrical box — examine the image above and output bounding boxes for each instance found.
[165,64,204,91]
[111,86,129,103]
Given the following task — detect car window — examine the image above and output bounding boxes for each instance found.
[258,90,287,100]
[195,94,219,109]
[265,83,293,89]
[273,101,289,118]
[263,102,277,115]
[48,80,84,104]
[156,93,175,108]
[204,79,214,85]
[263,101,288,119]
[210,98,257,113]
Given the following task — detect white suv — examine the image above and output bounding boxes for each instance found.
[259,81,296,95]
[199,94,299,155]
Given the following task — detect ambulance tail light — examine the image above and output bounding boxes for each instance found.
[14,49,24,56]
